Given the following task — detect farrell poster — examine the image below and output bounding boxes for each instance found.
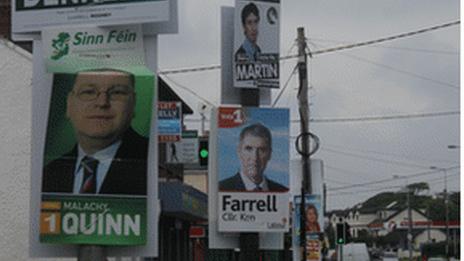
[233,0,280,89]
[217,107,289,232]
[38,25,155,246]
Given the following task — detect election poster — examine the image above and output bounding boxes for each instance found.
[166,130,199,164]
[293,195,323,261]
[217,107,289,232]
[233,0,280,89]
[158,101,182,143]
[12,0,171,35]
[38,25,155,246]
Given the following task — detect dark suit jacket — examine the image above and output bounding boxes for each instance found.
[42,128,148,195]
[235,44,261,62]
[219,173,288,192]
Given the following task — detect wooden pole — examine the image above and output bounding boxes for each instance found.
[238,88,260,261]
[297,27,311,261]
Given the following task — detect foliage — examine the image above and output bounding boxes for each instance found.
[406,182,430,195]
[352,229,376,247]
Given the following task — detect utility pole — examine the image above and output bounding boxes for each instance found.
[238,87,260,261]
[296,27,311,261]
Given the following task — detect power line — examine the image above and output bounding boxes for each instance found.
[161,74,216,107]
[184,110,459,123]
[323,143,459,165]
[327,173,460,196]
[328,165,459,192]
[310,37,459,55]
[321,147,432,169]
[307,110,459,123]
[158,21,459,75]
[272,64,298,107]
[338,52,459,90]
[309,21,460,56]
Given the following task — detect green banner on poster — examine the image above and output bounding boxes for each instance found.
[40,195,146,245]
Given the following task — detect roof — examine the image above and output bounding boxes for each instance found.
[158,76,194,114]
[158,181,207,221]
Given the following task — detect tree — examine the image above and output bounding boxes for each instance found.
[406,182,430,195]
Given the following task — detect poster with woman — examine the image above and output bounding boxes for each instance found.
[293,195,323,261]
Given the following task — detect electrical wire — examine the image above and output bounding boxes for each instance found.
[310,37,459,55]
[323,143,459,165]
[184,110,459,123]
[327,173,459,196]
[271,64,298,107]
[306,110,459,123]
[310,21,460,56]
[157,21,460,75]
[328,165,459,192]
[338,52,459,90]
[322,147,443,170]
[161,74,216,107]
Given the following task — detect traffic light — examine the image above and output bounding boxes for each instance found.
[198,138,209,166]
[336,223,345,245]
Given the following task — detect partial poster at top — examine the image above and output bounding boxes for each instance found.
[39,25,154,246]
[233,0,280,89]
[12,0,171,35]
[217,107,289,232]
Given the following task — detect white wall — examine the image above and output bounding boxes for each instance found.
[0,39,74,261]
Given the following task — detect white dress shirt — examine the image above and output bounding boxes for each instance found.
[240,171,269,191]
[72,141,121,194]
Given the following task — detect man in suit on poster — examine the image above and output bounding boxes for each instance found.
[235,2,261,62]
[42,70,148,195]
[219,123,288,192]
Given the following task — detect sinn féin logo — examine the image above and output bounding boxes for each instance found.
[51,32,71,60]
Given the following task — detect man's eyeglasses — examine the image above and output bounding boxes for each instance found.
[72,85,134,102]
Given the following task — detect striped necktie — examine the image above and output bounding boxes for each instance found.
[79,156,99,194]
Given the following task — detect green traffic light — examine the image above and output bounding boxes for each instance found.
[337,239,344,244]
[200,149,208,158]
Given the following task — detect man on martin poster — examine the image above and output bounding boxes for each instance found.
[233,0,280,89]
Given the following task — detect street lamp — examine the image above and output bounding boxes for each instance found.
[430,166,449,260]
[393,175,413,261]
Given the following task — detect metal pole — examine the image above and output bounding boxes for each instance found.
[78,245,106,261]
[443,169,449,260]
[407,185,413,261]
[338,243,343,261]
[296,27,311,261]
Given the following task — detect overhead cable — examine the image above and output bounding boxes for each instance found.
[328,165,459,192]
[307,110,459,123]
[309,20,460,56]
[158,20,459,75]
[272,64,298,107]
[161,74,216,107]
[184,110,459,123]
[339,52,459,90]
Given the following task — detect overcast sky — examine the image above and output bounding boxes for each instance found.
[157,0,460,210]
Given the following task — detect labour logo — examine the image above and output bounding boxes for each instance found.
[51,32,71,60]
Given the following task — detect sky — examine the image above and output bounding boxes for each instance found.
[157,0,460,210]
